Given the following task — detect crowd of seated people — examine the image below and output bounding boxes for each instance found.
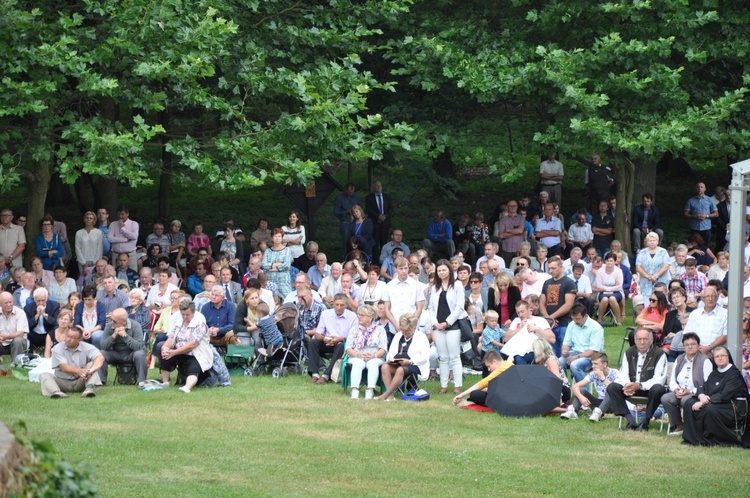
[1,173,749,447]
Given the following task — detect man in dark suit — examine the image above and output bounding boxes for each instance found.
[631,193,663,252]
[24,287,60,352]
[715,189,730,252]
[365,181,393,259]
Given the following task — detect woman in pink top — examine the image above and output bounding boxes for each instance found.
[635,291,668,344]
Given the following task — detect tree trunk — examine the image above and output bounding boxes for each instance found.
[24,159,52,261]
[94,177,118,216]
[631,160,658,206]
[45,172,75,207]
[158,111,172,220]
[613,153,635,254]
[73,174,94,214]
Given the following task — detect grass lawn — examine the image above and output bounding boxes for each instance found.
[2,322,749,497]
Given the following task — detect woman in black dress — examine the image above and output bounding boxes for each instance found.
[682,347,748,447]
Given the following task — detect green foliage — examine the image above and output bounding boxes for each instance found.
[9,421,98,498]
[0,0,417,196]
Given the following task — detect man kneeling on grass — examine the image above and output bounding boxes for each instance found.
[561,352,622,421]
[452,351,513,407]
[40,327,104,398]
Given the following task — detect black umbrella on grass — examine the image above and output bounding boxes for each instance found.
[485,365,562,418]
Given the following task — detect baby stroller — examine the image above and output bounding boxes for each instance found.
[246,303,305,378]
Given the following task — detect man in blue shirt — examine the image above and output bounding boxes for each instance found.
[422,210,455,258]
[201,285,238,346]
[683,181,717,246]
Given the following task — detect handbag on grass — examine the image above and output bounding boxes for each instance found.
[330,358,343,383]
[457,318,473,342]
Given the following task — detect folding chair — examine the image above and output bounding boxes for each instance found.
[617,395,667,432]
[224,345,255,375]
[339,356,386,394]
[113,362,137,385]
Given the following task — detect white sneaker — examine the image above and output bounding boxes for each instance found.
[161,381,170,388]
[589,407,603,422]
[351,388,360,399]
[178,386,191,394]
[560,407,578,420]
[364,390,374,400]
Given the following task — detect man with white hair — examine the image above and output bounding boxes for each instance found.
[475,242,505,271]
[306,252,330,290]
[669,244,689,279]
[682,286,727,356]
[0,291,29,373]
[99,307,147,386]
[283,272,323,304]
[319,262,343,307]
[24,287,60,352]
[137,267,154,293]
[201,285,238,346]
[193,274,217,311]
[12,270,35,308]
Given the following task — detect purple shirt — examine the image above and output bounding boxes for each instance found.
[315,308,357,339]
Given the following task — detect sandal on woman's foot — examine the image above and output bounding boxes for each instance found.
[453,388,461,395]
[439,388,448,394]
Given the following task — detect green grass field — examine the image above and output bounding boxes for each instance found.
[2,323,749,497]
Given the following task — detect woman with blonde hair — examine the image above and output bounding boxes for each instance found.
[234,288,261,347]
[377,313,429,401]
[532,338,570,411]
[347,205,374,260]
[487,272,522,329]
[345,304,387,400]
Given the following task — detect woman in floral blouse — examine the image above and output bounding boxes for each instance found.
[159,299,213,393]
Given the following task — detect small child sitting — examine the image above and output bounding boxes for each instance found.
[480,310,505,355]
[255,302,283,357]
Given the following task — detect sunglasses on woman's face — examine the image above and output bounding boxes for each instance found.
[649,298,657,303]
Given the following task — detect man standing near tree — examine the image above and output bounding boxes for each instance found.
[108,206,139,271]
[683,181,717,247]
[585,154,614,215]
[539,152,564,205]
[365,180,393,259]
[0,209,26,269]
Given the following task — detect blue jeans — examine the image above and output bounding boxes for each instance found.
[559,351,592,383]
[551,326,566,357]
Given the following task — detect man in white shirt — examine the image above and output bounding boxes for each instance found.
[563,247,584,276]
[682,286,727,356]
[539,152,564,204]
[607,327,667,431]
[518,268,551,299]
[475,242,505,271]
[383,257,425,331]
[501,300,555,365]
[284,272,323,305]
[570,263,594,317]
[568,212,593,249]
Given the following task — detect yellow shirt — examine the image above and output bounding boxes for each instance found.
[476,362,513,391]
